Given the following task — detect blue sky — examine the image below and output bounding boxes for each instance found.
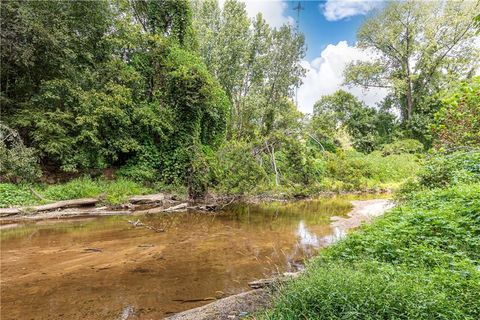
[237,0,387,113]
[284,1,365,60]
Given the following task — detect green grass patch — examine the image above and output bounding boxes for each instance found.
[0,183,38,208]
[323,151,421,191]
[262,183,480,319]
[0,177,155,208]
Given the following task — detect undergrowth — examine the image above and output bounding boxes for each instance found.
[262,150,480,319]
[1,151,420,207]
[0,177,155,207]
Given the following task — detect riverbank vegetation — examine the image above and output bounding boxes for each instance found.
[262,150,480,319]
[1,0,478,205]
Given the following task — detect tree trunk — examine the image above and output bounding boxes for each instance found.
[405,24,414,120]
[265,142,280,186]
[406,83,413,120]
[271,145,280,186]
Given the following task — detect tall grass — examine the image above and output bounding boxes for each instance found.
[322,151,421,191]
[0,177,154,207]
[262,182,480,319]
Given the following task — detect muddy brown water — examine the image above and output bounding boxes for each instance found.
[0,195,380,320]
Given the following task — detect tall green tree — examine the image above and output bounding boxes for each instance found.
[192,0,306,140]
[312,90,395,153]
[345,0,479,122]
[129,0,195,48]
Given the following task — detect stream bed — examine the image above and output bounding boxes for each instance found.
[0,195,388,319]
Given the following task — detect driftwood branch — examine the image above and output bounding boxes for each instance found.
[135,202,188,215]
[0,198,98,216]
[128,219,165,232]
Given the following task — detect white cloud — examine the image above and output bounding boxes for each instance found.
[297,41,388,113]
[321,0,381,21]
[243,0,294,28]
[219,0,293,28]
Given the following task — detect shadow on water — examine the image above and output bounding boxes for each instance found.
[0,194,376,319]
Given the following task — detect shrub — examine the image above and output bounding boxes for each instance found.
[0,124,41,182]
[381,138,424,156]
[215,141,268,194]
[277,137,322,187]
[418,150,480,189]
[432,77,480,149]
[324,151,374,190]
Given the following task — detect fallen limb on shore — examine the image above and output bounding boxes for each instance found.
[0,198,99,216]
[129,193,166,204]
[163,202,188,212]
[135,202,188,214]
[0,208,133,222]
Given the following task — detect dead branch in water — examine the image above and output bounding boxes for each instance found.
[128,219,165,232]
[173,297,216,304]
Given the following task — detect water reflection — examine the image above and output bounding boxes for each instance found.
[322,227,347,245]
[296,220,319,248]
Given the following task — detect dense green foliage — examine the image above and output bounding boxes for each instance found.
[398,150,480,199]
[323,151,420,191]
[311,90,396,153]
[432,77,480,150]
[0,0,478,200]
[0,125,40,182]
[381,139,424,156]
[0,0,228,194]
[263,151,480,319]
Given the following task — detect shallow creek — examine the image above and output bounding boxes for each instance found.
[0,195,388,319]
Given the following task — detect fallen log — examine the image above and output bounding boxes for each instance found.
[129,193,166,204]
[0,208,21,217]
[163,202,188,212]
[1,209,133,222]
[33,198,99,211]
[135,202,188,214]
[0,198,99,216]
